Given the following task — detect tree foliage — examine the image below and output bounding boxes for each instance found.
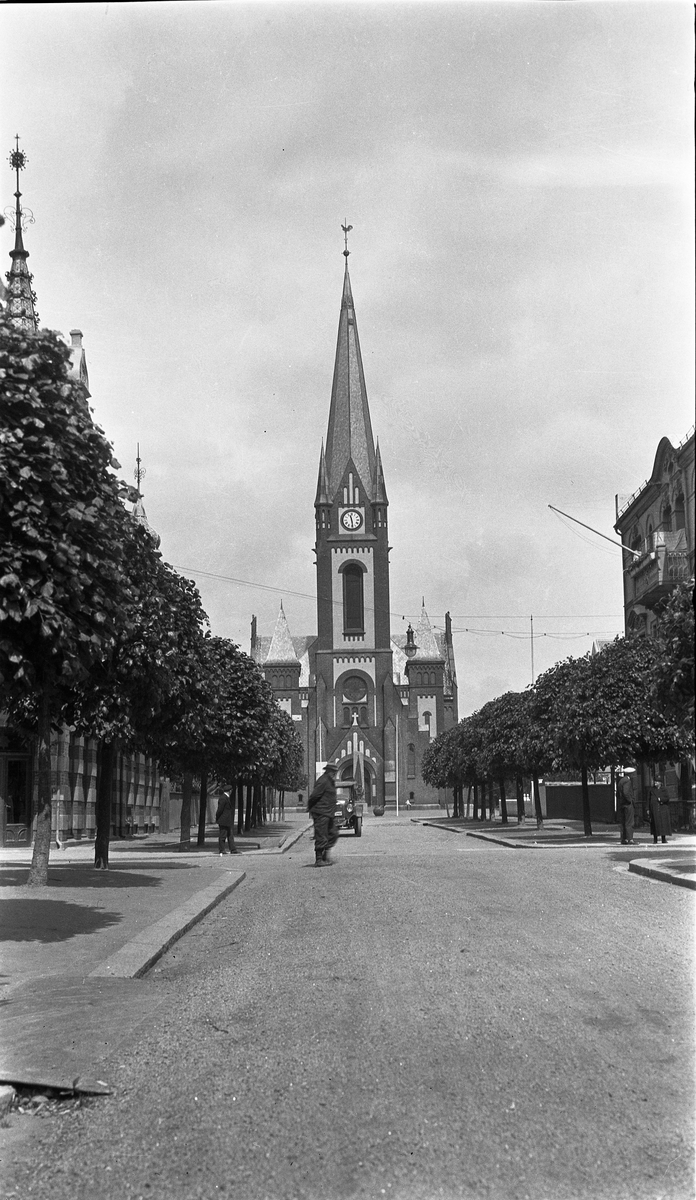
[651,582,695,744]
[0,319,136,883]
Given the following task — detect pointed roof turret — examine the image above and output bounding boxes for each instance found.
[413,603,442,661]
[4,137,39,332]
[315,440,331,506]
[324,235,376,500]
[266,602,299,664]
[131,445,160,548]
[372,440,388,504]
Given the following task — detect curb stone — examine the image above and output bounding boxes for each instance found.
[627,859,696,891]
[88,870,246,979]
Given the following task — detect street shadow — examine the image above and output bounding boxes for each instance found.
[0,866,184,888]
[0,898,122,942]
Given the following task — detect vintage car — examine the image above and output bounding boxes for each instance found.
[334,782,363,837]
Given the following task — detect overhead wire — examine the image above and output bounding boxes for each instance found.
[175,565,622,638]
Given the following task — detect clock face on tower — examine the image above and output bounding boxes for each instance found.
[340,509,363,532]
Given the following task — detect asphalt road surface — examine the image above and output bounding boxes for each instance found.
[8,819,695,1200]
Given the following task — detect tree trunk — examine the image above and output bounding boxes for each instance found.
[466,784,472,819]
[532,775,544,829]
[244,783,253,832]
[27,686,53,887]
[499,777,508,825]
[94,740,116,869]
[516,774,525,824]
[472,782,479,821]
[180,771,193,846]
[581,761,592,836]
[236,780,244,836]
[197,767,208,846]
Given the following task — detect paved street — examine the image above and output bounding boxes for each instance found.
[4,818,694,1200]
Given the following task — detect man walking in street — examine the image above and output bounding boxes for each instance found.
[617,768,636,846]
[308,761,339,867]
[215,790,238,855]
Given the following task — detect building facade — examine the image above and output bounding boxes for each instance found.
[614,429,695,635]
[613,427,695,827]
[251,258,458,808]
[0,142,166,847]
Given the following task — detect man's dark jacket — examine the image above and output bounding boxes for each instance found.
[215,795,234,827]
[308,771,337,817]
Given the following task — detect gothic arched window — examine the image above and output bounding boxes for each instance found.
[343,564,364,633]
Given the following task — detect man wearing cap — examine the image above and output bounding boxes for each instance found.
[307,762,339,867]
[616,768,636,846]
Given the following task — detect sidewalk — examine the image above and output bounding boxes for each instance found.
[419,816,696,889]
[0,815,310,1094]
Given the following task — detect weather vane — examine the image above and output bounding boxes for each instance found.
[4,135,34,233]
[342,221,353,258]
[134,443,146,498]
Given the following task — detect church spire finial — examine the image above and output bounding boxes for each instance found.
[341,220,353,259]
[4,136,39,330]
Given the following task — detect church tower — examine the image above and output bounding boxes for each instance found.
[311,243,396,807]
[252,233,458,811]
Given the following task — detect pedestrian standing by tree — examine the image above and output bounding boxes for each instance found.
[648,770,671,845]
[308,761,339,867]
[215,790,238,855]
[616,768,636,845]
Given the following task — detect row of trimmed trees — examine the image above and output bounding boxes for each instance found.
[0,319,305,885]
[422,584,695,836]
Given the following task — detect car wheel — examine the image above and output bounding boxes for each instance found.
[354,818,362,837]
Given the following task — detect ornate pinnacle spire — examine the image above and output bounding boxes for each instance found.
[131,445,161,548]
[372,440,388,505]
[323,229,377,501]
[4,137,39,331]
[315,440,331,506]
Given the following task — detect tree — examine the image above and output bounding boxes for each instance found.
[531,637,691,836]
[67,522,210,865]
[0,319,135,885]
[651,582,695,745]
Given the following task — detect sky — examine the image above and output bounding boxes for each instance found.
[1,1,693,717]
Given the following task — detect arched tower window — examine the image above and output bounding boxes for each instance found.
[661,502,672,533]
[343,564,364,633]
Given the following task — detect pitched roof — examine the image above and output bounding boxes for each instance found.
[266,603,299,663]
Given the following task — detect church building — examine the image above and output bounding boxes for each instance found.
[251,249,458,809]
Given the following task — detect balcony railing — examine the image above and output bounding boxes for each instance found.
[629,532,690,608]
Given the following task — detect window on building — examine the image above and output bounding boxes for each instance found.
[407,744,416,778]
[675,493,685,531]
[343,564,364,633]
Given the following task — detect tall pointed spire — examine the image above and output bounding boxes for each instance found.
[315,440,330,506]
[266,602,299,664]
[372,440,388,504]
[4,137,39,331]
[323,232,376,500]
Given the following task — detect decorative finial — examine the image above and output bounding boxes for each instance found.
[341,221,353,259]
[4,135,34,234]
[9,135,27,176]
[134,443,146,498]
